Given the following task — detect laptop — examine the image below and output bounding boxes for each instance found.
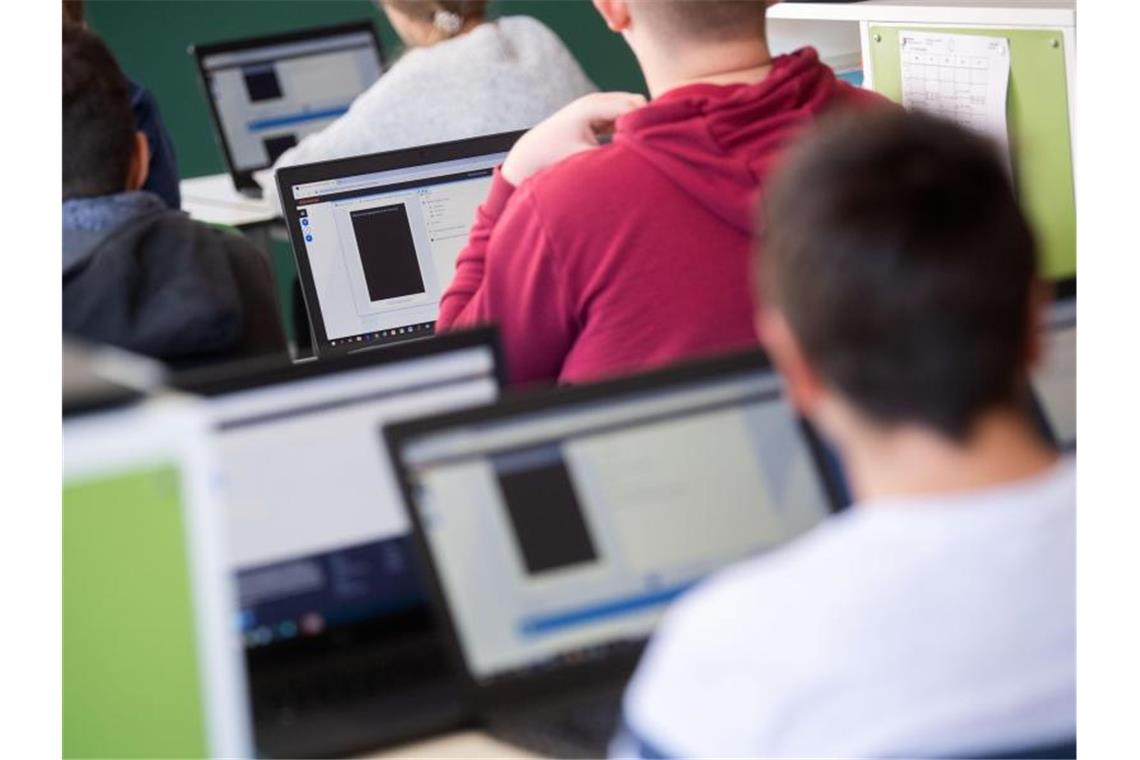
[172,329,503,758]
[1033,277,1076,451]
[191,21,385,196]
[63,397,253,759]
[385,351,848,757]
[275,131,523,356]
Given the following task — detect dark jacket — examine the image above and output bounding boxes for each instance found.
[63,200,287,366]
[128,79,181,209]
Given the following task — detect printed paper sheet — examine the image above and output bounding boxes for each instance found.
[899,31,1012,158]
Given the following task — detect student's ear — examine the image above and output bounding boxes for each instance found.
[125,131,150,192]
[758,308,827,417]
[592,0,632,33]
[1024,277,1051,371]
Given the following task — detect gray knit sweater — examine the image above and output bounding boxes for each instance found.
[271,16,597,170]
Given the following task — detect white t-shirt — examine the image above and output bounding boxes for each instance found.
[620,460,1076,759]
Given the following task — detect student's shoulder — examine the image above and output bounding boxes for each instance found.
[125,78,153,115]
[148,209,242,239]
[357,40,464,100]
[493,16,596,95]
[135,213,276,304]
[623,522,871,754]
[636,513,897,678]
[834,81,897,112]
[495,14,557,36]
[355,47,430,98]
[140,211,266,261]
[676,517,865,625]
[493,15,572,51]
[519,144,646,214]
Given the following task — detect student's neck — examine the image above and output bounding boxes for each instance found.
[840,409,1060,505]
[640,39,775,98]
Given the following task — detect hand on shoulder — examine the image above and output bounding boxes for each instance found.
[501,91,647,186]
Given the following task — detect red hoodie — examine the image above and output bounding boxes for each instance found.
[439,48,883,385]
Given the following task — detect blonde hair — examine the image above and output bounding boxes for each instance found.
[381,0,488,36]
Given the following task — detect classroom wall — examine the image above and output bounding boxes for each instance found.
[87,0,646,179]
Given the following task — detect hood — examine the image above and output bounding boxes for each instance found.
[63,209,245,361]
[614,48,847,233]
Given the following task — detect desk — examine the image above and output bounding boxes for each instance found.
[365,730,538,759]
[180,173,278,229]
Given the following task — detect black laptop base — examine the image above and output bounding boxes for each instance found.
[248,623,467,758]
[484,679,628,759]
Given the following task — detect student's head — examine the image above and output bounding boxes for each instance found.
[62,23,149,200]
[378,0,488,47]
[592,0,775,94]
[62,0,84,26]
[755,110,1043,449]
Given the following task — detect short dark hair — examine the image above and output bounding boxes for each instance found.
[629,0,767,43]
[62,0,85,26]
[756,110,1038,440]
[63,23,136,199]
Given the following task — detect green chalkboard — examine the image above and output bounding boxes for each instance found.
[86,0,645,179]
[867,25,1076,281]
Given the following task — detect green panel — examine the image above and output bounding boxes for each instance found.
[63,465,207,759]
[868,26,1076,280]
[86,0,644,180]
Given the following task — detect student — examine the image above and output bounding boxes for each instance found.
[63,24,286,366]
[62,0,182,209]
[617,111,1076,758]
[438,0,882,385]
[266,0,596,173]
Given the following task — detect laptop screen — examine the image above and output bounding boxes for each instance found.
[64,400,252,758]
[196,24,383,176]
[194,337,500,651]
[392,360,836,684]
[277,133,519,354]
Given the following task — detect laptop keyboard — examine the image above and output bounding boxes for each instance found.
[252,646,441,723]
[248,636,465,757]
[488,685,625,759]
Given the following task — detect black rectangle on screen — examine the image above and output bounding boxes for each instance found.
[243,66,282,102]
[496,453,598,575]
[349,204,426,302]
